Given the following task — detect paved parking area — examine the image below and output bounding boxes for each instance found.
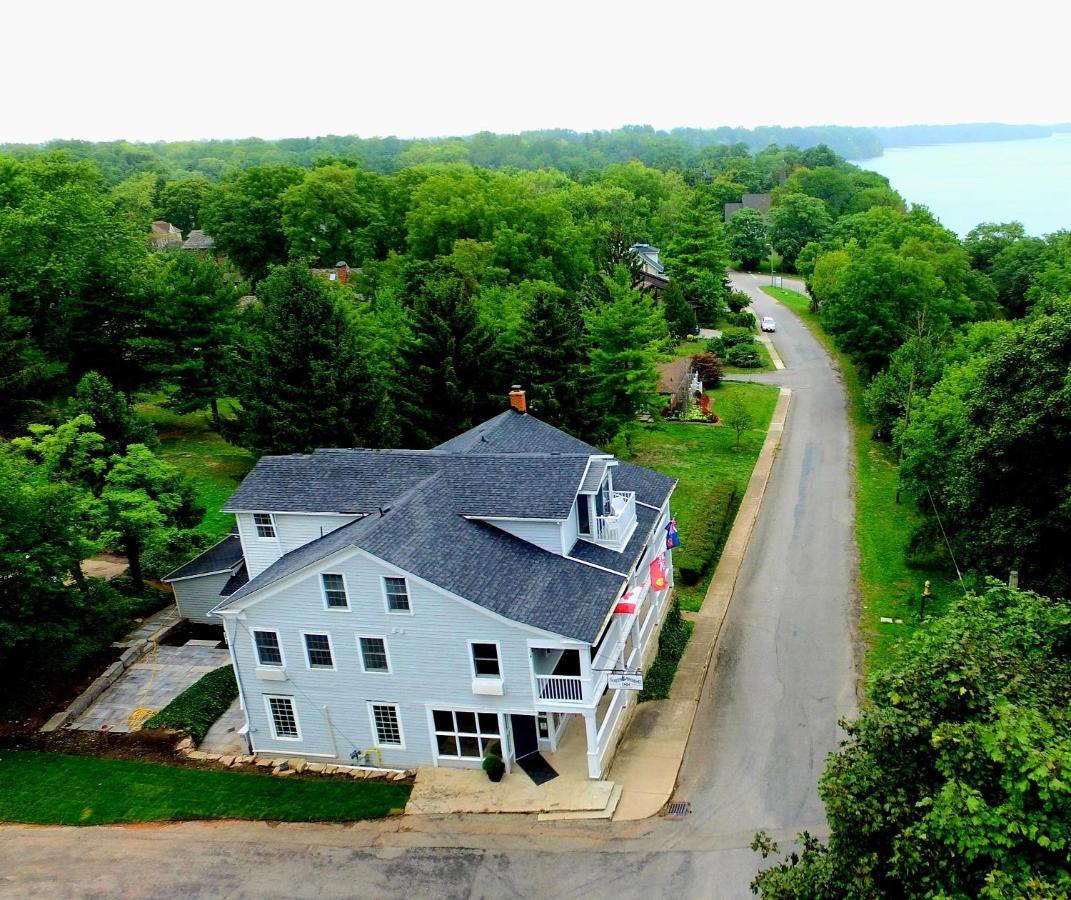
[72,643,231,733]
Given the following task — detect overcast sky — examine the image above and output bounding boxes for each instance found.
[3,0,1068,144]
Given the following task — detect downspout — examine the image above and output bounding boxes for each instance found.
[222,614,253,755]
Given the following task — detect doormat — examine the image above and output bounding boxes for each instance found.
[517,752,559,786]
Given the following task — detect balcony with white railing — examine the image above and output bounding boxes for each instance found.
[594,491,637,550]
[536,674,585,702]
[531,647,588,706]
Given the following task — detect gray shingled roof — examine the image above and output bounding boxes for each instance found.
[219,563,249,597]
[182,229,215,250]
[163,534,243,581]
[433,409,601,455]
[224,447,591,520]
[213,410,678,642]
[579,458,609,494]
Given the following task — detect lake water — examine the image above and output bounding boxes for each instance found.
[858,133,1071,237]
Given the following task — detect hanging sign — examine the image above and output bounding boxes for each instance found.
[608,672,644,691]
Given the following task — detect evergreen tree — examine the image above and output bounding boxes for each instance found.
[0,295,60,434]
[231,264,386,454]
[662,280,698,340]
[67,371,156,457]
[400,271,496,447]
[664,203,730,326]
[133,253,241,428]
[585,268,669,436]
[515,283,590,432]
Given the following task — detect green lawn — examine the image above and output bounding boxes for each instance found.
[671,335,776,374]
[763,286,960,674]
[616,382,780,612]
[137,395,254,541]
[0,751,410,825]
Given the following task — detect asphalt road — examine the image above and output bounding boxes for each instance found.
[0,274,860,900]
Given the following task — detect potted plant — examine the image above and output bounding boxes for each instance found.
[482,741,505,783]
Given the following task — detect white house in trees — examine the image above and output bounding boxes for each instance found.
[165,389,677,778]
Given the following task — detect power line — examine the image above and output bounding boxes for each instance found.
[925,486,969,600]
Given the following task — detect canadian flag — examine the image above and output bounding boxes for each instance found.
[614,586,641,615]
[650,554,669,592]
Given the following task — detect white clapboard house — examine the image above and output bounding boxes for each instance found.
[165,389,678,778]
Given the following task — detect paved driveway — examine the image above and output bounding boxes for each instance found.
[0,276,859,898]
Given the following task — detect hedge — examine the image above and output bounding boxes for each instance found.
[145,664,238,744]
[639,600,694,701]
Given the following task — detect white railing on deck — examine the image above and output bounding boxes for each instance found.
[536,674,584,702]
[595,491,637,546]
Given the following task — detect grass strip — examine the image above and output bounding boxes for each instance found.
[0,750,410,825]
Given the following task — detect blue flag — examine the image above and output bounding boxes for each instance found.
[665,519,680,549]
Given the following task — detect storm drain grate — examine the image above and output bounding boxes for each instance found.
[667,801,692,817]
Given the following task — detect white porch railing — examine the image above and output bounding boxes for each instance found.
[536,674,585,703]
[595,491,637,546]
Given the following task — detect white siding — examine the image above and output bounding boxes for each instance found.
[483,519,564,556]
[236,512,358,578]
[561,500,580,555]
[172,573,229,624]
[229,549,562,769]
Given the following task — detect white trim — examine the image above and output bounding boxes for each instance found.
[300,630,336,671]
[320,572,350,611]
[356,634,392,675]
[252,512,277,540]
[427,706,504,763]
[635,500,662,511]
[164,567,234,583]
[564,554,628,578]
[462,514,563,524]
[250,627,285,668]
[381,575,413,615]
[367,701,405,749]
[223,508,363,517]
[263,695,302,741]
[469,639,502,679]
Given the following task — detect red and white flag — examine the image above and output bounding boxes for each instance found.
[614,586,641,615]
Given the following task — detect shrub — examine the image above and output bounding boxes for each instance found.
[726,344,762,368]
[705,336,727,357]
[639,599,694,701]
[691,352,724,388]
[727,291,751,314]
[726,311,756,330]
[144,664,238,744]
[721,326,755,348]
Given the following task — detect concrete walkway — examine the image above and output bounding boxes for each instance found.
[609,387,792,820]
[72,644,230,733]
[199,697,246,755]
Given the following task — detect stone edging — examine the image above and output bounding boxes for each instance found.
[174,737,413,781]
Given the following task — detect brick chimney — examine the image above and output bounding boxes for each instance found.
[509,385,527,413]
[335,261,349,284]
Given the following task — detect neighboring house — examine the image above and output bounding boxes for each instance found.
[629,243,670,296]
[657,358,703,415]
[182,229,215,252]
[310,261,352,284]
[166,389,678,779]
[723,192,773,222]
[149,220,183,251]
[164,532,247,624]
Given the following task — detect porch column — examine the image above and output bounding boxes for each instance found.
[583,710,601,779]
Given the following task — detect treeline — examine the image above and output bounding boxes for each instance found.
[0,125,884,185]
[872,122,1053,148]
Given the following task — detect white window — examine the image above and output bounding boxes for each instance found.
[253,513,276,539]
[358,636,390,673]
[253,629,283,667]
[383,576,411,613]
[321,573,348,609]
[265,696,300,739]
[369,703,403,747]
[303,632,334,669]
[432,709,500,759]
[470,642,501,678]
